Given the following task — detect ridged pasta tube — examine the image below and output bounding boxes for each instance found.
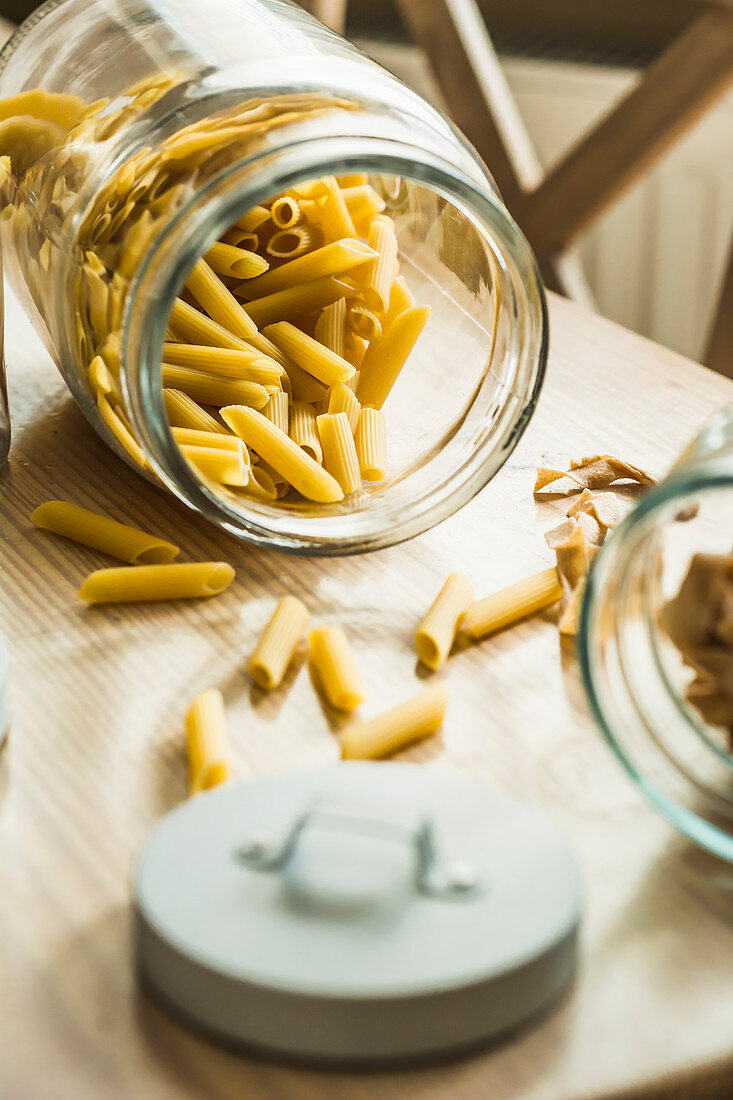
[181,444,249,487]
[161,365,269,409]
[340,684,447,760]
[289,402,322,463]
[461,568,563,640]
[264,322,355,387]
[204,241,269,279]
[31,501,179,565]
[242,275,356,329]
[78,562,235,603]
[354,408,386,480]
[239,240,376,299]
[384,275,415,325]
[328,382,361,432]
[263,391,290,435]
[265,226,316,259]
[317,412,361,494]
[415,572,473,670]
[362,215,398,312]
[358,306,430,409]
[164,389,229,435]
[270,195,301,228]
[250,596,309,689]
[186,690,229,795]
[162,342,283,386]
[309,625,365,712]
[314,297,347,358]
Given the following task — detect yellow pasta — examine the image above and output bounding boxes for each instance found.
[97,393,146,467]
[415,572,473,670]
[289,401,322,463]
[250,595,309,689]
[340,184,386,231]
[186,257,261,343]
[357,306,430,409]
[162,342,283,386]
[337,173,369,188]
[314,297,346,357]
[171,427,246,456]
[31,500,179,565]
[384,275,415,325]
[181,444,249,486]
[186,690,229,795]
[257,461,290,499]
[240,275,357,329]
[235,204,270,231]
[340,684,447,760]
[88,354,121,404]
[245,464,279,501]
[316,176,358,242]
[362,215,398,312]
[309,625,365,712]
[263,390,290,435]
[78,561,235,603]
[317,412,361,494]
[238,239,377,299]
[266,226,316,259]
[204,241,269,279]
[347,303,382,343]
[169,298,257,353]
[264,321,354,387]
[354,407,386,480]
[283,360,328,404]
[164,388,229,435]
[222,227,259,251]
[461,568,563,640]
[344,334,368,369]
[221,405,343,503]
[328,382,361,432]
[161,365,270,409]
[270,195,301,228]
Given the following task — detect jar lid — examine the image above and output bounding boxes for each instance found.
[134,762,581,1064]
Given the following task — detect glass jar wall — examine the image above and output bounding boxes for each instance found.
[0,0,546,552]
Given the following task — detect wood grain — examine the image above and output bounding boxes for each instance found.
[2,292,733,1099]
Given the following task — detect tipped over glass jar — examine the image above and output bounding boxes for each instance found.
[0,0,546,554]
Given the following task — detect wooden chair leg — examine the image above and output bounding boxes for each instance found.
[298,0,347,34]
[706,239,733,377]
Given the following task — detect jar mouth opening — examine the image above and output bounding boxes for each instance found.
[579,470,733,860]
[124,134,547,555]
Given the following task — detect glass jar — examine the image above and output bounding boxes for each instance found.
[0,0,546,553]
[580,406,733,860]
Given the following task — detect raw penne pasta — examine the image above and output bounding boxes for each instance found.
[78,561,235,603]
[354,407,386,480]
[238,240,377,299]
[181,444,249,486]
[289,401,322,462]
[162,342,282,386]
[221,405,343,503]
[283,359,328,404]
[337,174,369,187]
[245,464,279,500]
[31,500,179,564]
[328,382,361,432]
[241,276,357,329]
[340,684,447,760]
[316,176,358,242]
[263,390,290,435]
[186,257,261,343]
[266,226,316,259]
[270,195,301,228]
[204,241,269,279]
[171,427,246,457]
[250,595,309,689]
[169,298,255,353]
[362,215,398,312]
[221,227,259,251]
[347,303,382,342]
[314,297,346,357]
[415,572,473,670]
[309,625,365,712]
[186,690,229,794]
[97,393,146,467]
[257,461,290,498]
[235,204,270,231]
[163,389,229,435]
[461,568,562,640]
[264,322,354,387]
[317,412,361,494]
[344,334,368,369]
[384,275,415,325]
[340,184,386,230]
[161,365,270,409]
[357,306,430,409]
[88,354,121,404]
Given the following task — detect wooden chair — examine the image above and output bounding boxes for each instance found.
[301,0,733,375]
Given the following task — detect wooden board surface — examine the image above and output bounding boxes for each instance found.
[2,290,733,1100]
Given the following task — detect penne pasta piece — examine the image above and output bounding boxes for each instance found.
[340,684,448,760]
[257,461,290,498]
[316,176,358,242]
[162,365,269,409]
[344,334,368,369]
[97,393,146,467]
[309,625,365,712]
[235,204,270,231]
[314,297,347,358]
[221,227,259,251]
[266,225,316,259]
[270,195,301,228]
[384,275,415,326]
[162,342,282,386]
[340,184,386,231]
[289,401,322,462]
[250,595,309,689]
[361,215,398,313]
[181,444,249,486]
[172,427,246,455]
[204,241,269,279]
[317,412,361,494]
[185,690,229,794]
[338,174,368,188]
[116,210,157,280]
[345,370,360,394]
[78,561,235,603]
[264,321,354,387]
[282,359,328,404]
[461,568,563,640]
[164,388,229,435]
[328,382,361,432]
[221,405,343,503]
[186,257,261,342]
[240,275,357,329]
[263,390,289,435]
[31,500,179,565]
[347,302,382,343]
[237,239,377,299]
[415,572,473,670]
[169,299,288,367]
[88,354,121,404]
[357,306,430,409]
[245,464,279,501]
[354,407,386,480]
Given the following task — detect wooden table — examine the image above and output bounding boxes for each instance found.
[2,290,733,1100]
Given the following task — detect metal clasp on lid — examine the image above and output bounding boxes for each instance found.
[234,798,481,900]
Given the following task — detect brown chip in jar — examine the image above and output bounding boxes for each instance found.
[535,454,655,495]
